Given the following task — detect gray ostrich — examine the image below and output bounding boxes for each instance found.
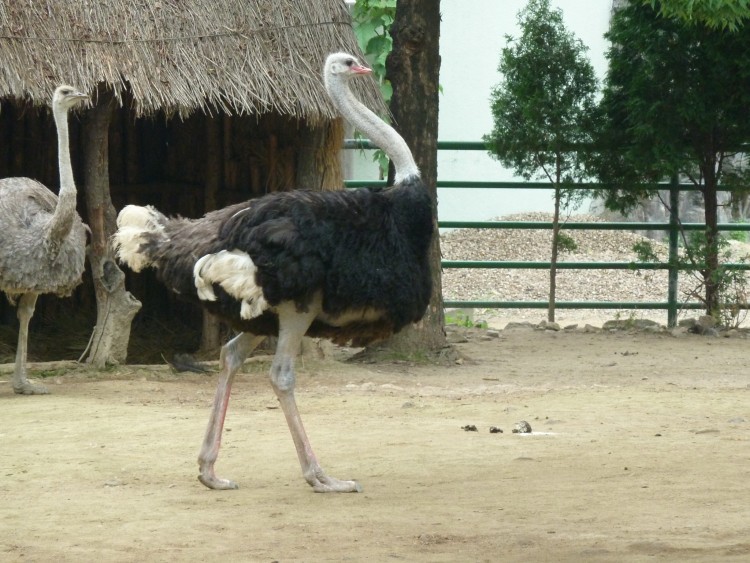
[0,86,89,395]
[113,53,433,492]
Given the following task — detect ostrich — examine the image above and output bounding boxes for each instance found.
[0,86,89,395]
[113,53,433,492]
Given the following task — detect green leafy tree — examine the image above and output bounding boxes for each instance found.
[351,0,396,176]
[484,0,598,323]
[351,0,395,103]
[593,2,750,318]
[645,0,750,30]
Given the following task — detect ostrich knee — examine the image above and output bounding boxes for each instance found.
[270,354,296,395]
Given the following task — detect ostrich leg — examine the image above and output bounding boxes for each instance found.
[271,307,361,493]
[12,293,47,395]
[198,332,264,490]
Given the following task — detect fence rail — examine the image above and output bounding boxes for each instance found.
[344,140,750,327]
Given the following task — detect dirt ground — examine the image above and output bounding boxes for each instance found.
[1,324,749,562]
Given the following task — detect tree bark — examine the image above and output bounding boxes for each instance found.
[379,0,445,354]
[703,163,720,317]
[549,185,561,323]
[297,120,344,191]
[81,87,142,367]
[200,117,223,352]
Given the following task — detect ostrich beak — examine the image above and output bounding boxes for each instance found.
[352,63,372,75]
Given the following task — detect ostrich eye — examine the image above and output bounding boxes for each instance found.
[346,59,354,67]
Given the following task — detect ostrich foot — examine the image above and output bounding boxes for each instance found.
[306,468,362,493]
[198,465,238,490]
[14,381,49,395]
[312,478,362,493]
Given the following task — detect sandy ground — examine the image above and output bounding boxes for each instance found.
[1,325,749,562]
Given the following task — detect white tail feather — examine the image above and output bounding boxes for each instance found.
[194,254,218,301]
[112,205,166,272]
[193,250,268,319]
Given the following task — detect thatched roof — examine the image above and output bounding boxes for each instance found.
[0,0,385,120]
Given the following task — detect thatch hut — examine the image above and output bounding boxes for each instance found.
[0,0,384,363]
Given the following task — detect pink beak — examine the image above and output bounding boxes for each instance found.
[352,63,372,75]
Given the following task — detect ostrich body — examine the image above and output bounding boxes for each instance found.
[113,53,433,492]
[0,86,89,395]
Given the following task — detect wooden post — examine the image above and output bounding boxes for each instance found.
[667,176,680,328]
[200,116,223,352]
[296,120,344,191]
[80,86,142,367]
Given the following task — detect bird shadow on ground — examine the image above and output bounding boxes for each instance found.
[346,340,465,367]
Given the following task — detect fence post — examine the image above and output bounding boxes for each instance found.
[667,175,680,328]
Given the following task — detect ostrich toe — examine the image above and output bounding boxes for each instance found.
[305,468,362,493]
[312,478,362,493]
[198,472,239,490]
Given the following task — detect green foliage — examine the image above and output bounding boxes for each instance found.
[632,240,660,263]
[591,2,750,316]
[555,232,578,254]
[484,0,599,323]
[444,310,487,329]
[631,234,748,327]
[593,4,750,208]
[351,0,396,176]
[679,232,749,327]
[484,0,598,190]
[351,0,395,104]
[645,0,750,30]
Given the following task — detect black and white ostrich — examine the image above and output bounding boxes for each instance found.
[113,53,433,492]
[0,86,89,395]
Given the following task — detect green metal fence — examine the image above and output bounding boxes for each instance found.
[344,140,750,327]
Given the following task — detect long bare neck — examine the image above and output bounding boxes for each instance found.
[47,103,78,246]
[327,76,420,183]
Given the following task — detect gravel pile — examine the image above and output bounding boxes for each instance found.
[439,212,750,326]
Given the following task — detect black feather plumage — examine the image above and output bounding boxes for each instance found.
[139,176,433,346]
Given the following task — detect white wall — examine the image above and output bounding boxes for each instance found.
[437,0,611,221]
[348,0,612,222]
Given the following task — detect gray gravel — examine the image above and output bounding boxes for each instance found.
[439,212,750,326]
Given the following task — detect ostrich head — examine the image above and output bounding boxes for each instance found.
[324,53,372,82]
[52,85,89,111]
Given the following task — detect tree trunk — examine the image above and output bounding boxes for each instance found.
[81,87,142,367]
[703,166,720,317]
[297,120,344,191]
[377,0,445,355]
[200,117,223,352]
[549,185,561,323]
